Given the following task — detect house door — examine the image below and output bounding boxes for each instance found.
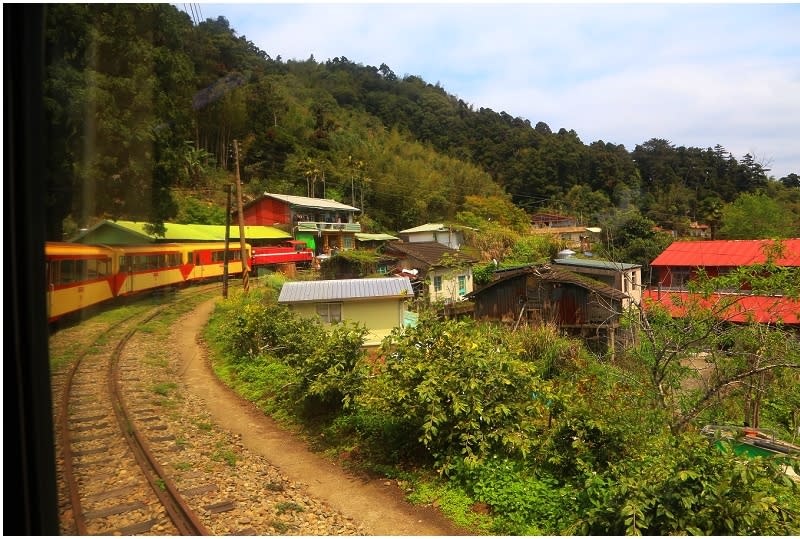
[559,290,579,325]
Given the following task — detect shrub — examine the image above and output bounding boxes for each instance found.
[359,316,555,474]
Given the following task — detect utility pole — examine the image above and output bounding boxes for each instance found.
[233,140,249,293]
[223,184,231,298]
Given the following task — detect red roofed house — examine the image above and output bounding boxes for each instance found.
[643,239,800,325]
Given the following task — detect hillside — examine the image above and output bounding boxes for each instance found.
[43,4,800,245]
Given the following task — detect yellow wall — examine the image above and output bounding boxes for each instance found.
[288,298,406,346]
[428,267,473,302]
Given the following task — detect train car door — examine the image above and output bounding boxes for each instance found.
[118,253,135,295]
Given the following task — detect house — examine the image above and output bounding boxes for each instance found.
[240,192,361,255]
[397,223,466,250]
[687,222,711,239]
[644,238,800,326]
[649,239,800,289]
[551,257,642,308]
[382,241,478,303]
[70,219,290,245]
[467,264,630,358]
[355,232,399,249]
[528,226,602,252]
[277,276,415,346]
[530,212,578,228]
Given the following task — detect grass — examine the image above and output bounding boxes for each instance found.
[275,501,304,514]
[152,382,177,396]
[196,421,214,432]
[269,520,290,533]
[211,442,237,466]
[405,476,493,533]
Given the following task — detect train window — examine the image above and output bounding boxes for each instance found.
[212,249,240,262]
[167,253,181,267]
[57,259,88,284]
[87,259,100,279]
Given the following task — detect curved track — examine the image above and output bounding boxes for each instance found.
[56,306,209,535]
[51,281,369,536]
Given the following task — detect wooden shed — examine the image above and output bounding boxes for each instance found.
[467,265,630,358]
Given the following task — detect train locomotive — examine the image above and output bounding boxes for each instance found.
[45,241,251,322]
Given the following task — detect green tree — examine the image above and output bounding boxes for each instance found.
[359,316,557,474]
[43,4,195,238]
[718,192,795,239]
[628,247,800,435]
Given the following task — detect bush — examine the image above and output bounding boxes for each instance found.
[457,457,575,535]
[359,316,555,474]
[570,433,800,535]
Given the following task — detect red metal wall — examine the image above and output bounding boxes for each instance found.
[243,198,290,225]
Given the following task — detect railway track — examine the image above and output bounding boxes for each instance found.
[50,283,365,536]
[55,304,214,535]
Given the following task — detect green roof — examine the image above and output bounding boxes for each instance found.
[72,220,290,244]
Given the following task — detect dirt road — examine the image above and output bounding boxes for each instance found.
[175,299,473,536]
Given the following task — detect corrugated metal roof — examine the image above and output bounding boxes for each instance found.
[643,289,800,325]
[278,277,414,303]
[467,264,628,301]
[385,241,478,267]
[355,233,399,241]
[651,239,800,267]
[554,258,640,270]
[399,223,446,234]
[529,226,597,235]
[261,192,360,212]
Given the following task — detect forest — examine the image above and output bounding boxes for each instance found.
[39,5,800,534]
[43,4,799,263]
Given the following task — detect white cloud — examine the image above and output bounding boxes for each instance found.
[197,2,800,177]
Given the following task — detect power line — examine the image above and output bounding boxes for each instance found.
[183,4,195,25]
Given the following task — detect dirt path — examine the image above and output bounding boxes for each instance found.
[175,298,473,536]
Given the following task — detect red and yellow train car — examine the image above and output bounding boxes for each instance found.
[46,241,253,323]
[110,243,188,296]
[182,242,251,282]
[45,242,116,321]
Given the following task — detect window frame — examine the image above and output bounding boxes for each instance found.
[315,302,342,323]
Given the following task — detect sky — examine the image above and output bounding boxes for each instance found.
[181,2,800,179]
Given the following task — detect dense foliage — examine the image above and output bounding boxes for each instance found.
[43,4,800,249]
[206,281,799,535]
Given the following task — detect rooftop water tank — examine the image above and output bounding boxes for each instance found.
[556,249,576,259]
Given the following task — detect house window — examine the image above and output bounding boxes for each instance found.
[433,275,442,292]
[377,263,388,275]
[670,268,690,289]
[458,275,467,296]
[316,302,342,323]
[343,236,353,249]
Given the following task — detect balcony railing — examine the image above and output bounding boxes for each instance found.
[296,221,362,233]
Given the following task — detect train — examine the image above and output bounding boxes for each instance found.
[45,241,251,322]
[251,240,314,270]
